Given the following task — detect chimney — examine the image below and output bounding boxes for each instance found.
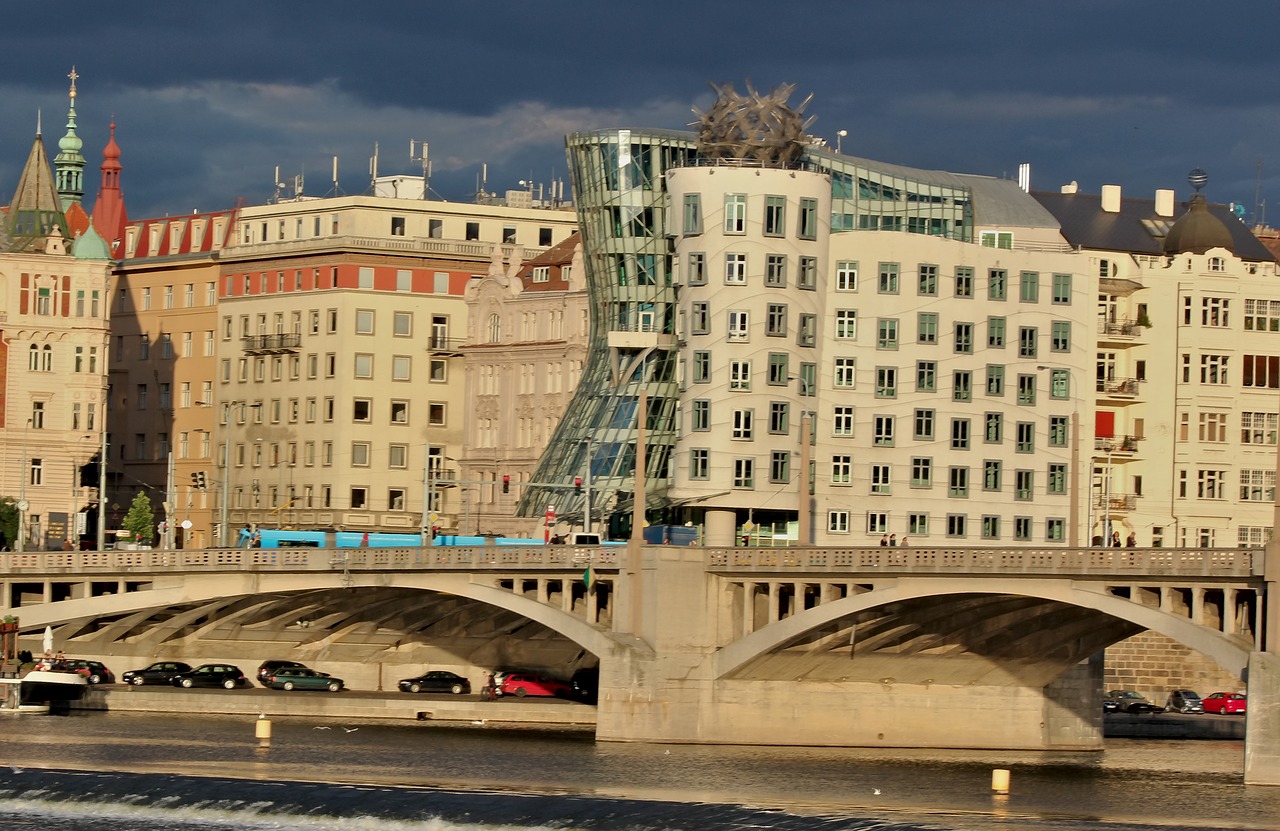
[1101,184,1122,213]
[1060,181,1078,194]
[1155,189,1175,217]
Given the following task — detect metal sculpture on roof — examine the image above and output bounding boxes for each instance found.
[692,81,815,166]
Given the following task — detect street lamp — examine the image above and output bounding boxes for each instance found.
[17,418,32,553]
[836,129,847,154]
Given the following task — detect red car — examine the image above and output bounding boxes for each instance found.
[499,672,572,698]
[1202,692,1247,714]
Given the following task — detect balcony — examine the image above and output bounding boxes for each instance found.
[1097,377,1141,399]
[1094,493,1139,511]
[607,322,675,350]
[1095,435,1141,454]
[241,333,301,354]
[1097,318,1146,346]
[428,336,466,357]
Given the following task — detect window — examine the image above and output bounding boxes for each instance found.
[1202,297,1230,327]
[428,403,446,426]
[733,458,754,488]
[1242,355,1280,388]
[1014,516,1032,540]
[354,353,373,378]
[798,198,818,239]
[918,264,938,296]
[874,367,897,399]
[765,254,787,287]
[987,316,1006,348]
[911,457,932,488]
[982,516,1001,540]
[1017,374,1036,405]
[946,514,968,538]
[725,252,747,284]
[683,194,702,235]
[1018,326,1038,358]
[1051,321,1071,352]
[392,355,411,381]
[955,266,974,297]
[690,448,709,479]
[692,400,710,431]
[687,252,707,285]
[914,408,935,440]
[917,312,938,344]
[835,261,858,291]
[867,512,888,534]
[1242,411,1279,445]
[984,412,1003,443]
[1201,354,1230,385]
[764,195,785,236]
[353,399,372,422]
[833,406,854,436]
[877,318,898,349]
[1046,518,1066,542]
[953,370,972,402]
[1244,299,1280,331]
[766,304,787,337]
[390,400,409,424]
[351,442,370,466]
[798,256,817,289]
[988,269,1007,300]
[954,323,973,353]
[1050,369,1070,399]
[916,360,937,392]
[1016,421,1035,453]
[797,313,816,346]
[768,353,789,386]
[873,415,894,446]
[832,455,853,485]
[828,511,850,533]
[690,301,710,334]
[732,409,754,440]
[1052,273,1072,304]
[1240,469,1277,502]
[835,309,857,339]
[908,513,929,536]
[877,262,899,294]
[724,194,746,233]
[980,231,1013,249]
[1019,271,1039,302]
[1198,412,1228,442]
[1048,463,1067,494]
[986,365,1005,396]
[834,357,856,387]
[1050,415,1069,446]
[727,310,749,341]
[951,418,970,449]
[768,401,789,434]
[1015,469,1034,500]
[870,464,890,494]
[770,451,790,483]
[729,360,752,391]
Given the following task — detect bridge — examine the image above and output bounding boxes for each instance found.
[3,542,1278,784]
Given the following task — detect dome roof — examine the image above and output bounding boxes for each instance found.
[73,223,113,260]
[1163,193,1234,255]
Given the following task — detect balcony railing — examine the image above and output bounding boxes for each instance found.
[1095,436,1141,453]
[1098,319,1145,338]
[1097,378,1140,397]
[241,333,301,354]
[1095,493,1139,511]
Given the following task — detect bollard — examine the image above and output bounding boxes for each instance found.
[991,768,1010,794]
[255,714,272,748]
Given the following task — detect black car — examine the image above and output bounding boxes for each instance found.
[122,661,193,686]
[257,659,309,687]
[60,659,114,684]
[1166,689,1205,714]
[398,670,471,695]
[172,664,249,689]
[570,667,599,704]
[1106,689,1164,713]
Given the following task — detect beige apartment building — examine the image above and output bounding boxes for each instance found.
[461,233,588,537]
[109,210,235,548]
[211,190,578,543]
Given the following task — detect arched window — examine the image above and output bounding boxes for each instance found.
[1209,257,1226,272]
[487,313,501,343]
[28,344,40,370]
[41,344,53,371]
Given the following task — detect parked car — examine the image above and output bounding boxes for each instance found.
[570,667,599,704]
[1102,693,1120,713]
[60,659,114,685]
[1165,689,1205,714]
[265,667,343,692]
[500,672,572,698]
[257,659,309,687]
[1202,692,1247,714]
[122,661,193,686]
[398,670,471,695]
[172,664,249,689]
[1106,690,1164,713]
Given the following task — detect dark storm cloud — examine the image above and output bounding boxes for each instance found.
[3,1,1280,223]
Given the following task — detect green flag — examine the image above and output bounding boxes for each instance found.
[583,564,592,588]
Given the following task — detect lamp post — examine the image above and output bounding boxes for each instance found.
[17,418,32,553]
[96,422,108,551]
[836,129,847,154]
[70,434,93,548]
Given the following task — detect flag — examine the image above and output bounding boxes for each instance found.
[583,565,592,589]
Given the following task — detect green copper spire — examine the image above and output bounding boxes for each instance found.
[54,66,86,211]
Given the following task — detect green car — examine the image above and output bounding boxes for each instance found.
[264,667,344,692]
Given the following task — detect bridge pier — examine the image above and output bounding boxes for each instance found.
[1245,651,1280,785]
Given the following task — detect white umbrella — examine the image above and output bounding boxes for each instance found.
[42,626,53,656]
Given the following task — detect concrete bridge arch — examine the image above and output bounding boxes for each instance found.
[711,577,1254,683]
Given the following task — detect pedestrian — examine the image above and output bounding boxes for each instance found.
[1111,531,1121,548]
[1126,532,1137,548]
[482,673,498,701]
[880,534,888,547]
[899,535,909,548]
[889,534,897,547]
[250,529,261,548]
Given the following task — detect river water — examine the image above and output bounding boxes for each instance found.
[1,711,1277,831]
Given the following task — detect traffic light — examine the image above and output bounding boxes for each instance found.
[574,477,583,494]
[502,475,510,494]
[191,471,207,490]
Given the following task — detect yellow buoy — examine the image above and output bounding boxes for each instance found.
[255,715,272,748]
[991,768,1010,794]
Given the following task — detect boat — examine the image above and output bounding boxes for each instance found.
[19,668,89,705]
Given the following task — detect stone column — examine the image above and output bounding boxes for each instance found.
[1245,651,1280,785]
[704,508,737,548]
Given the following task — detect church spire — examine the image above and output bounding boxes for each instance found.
[54,66,87,211]
[92,119,128,257]
[2,121,68,252]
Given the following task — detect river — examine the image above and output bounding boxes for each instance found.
[1,711,1277,831]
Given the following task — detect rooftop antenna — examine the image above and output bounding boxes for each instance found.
[327,155,345,197]
[1254,159,1264,229]
[476,163,490,203]
[293,168,304,199]
[369,143,379,194]
[271,165,287,203]
[410,140,431,201]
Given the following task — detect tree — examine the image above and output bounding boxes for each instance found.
[0,497,17,550]
[122,491,156,545]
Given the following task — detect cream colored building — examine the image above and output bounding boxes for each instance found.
[461,233,588,537]
[109,210,235,547]
[213,190,577,542]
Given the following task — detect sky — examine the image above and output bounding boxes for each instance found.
[2,1,1279,225]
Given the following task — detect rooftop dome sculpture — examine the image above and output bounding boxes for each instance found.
[1163,168,1235,255]
[692,82,815,167]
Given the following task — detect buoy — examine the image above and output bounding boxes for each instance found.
[991,768,1010,794]
[255,714,272,748]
